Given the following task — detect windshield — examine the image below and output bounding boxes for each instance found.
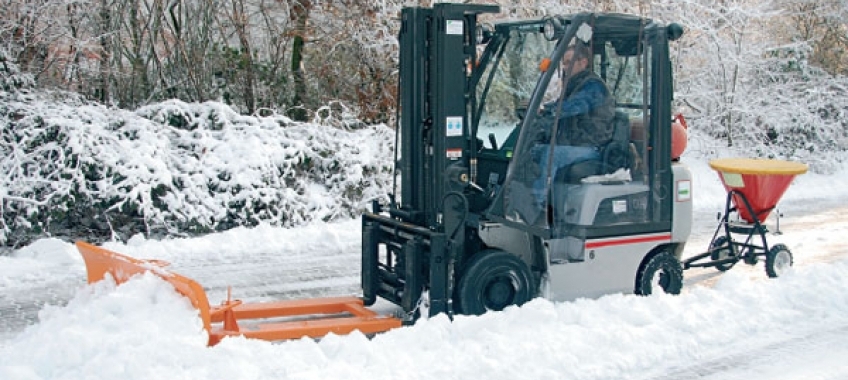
[478,18,654,236]
[475,23,556,153]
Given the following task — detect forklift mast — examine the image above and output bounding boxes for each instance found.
[362,3,499,318]
[396,3,499,226]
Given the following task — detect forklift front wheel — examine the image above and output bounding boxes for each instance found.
[635,250,683,296]
[765,244,793,278]
[455,250,534,316]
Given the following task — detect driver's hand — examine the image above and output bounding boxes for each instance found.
[540,101,557,116]
[515,100,530,120]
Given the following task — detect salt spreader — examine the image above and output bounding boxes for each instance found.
[682,158,808,277]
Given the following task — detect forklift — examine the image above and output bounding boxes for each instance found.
[76,3,694,344]
[361,3,692,318]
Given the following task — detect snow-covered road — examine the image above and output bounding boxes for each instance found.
[3,202,845,343]
[1,160,847,379]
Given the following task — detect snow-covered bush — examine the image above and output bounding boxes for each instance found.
[0,97,394,246]
[741,51,848,164]
[0,48,34,92]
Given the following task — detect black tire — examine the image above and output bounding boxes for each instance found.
[765,244,793,278]
[455,250,535,316]
[635,250,684,296]
[710,236,735,272]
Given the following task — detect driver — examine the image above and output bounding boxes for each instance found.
[532,41,615,204]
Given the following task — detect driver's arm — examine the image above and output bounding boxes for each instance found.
[551,80,608,118]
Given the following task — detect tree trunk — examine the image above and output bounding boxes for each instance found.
[230,0,256,114]
[289,0,311,121]
[128,0,150,106]
[97,0,112,103]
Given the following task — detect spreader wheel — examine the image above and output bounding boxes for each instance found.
[455,250,535,316]
[765,244,793,278]
[636,250,683,296]
[710,236,736,272]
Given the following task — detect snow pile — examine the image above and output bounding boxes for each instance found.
[1,257,847,380]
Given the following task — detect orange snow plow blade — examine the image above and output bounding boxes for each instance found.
[75,241,402,346]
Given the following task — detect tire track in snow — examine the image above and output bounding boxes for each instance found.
[642,324,848,380]
[2,206,847,343]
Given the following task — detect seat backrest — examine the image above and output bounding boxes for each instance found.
[610,111,631,143]
[600,111,631,174]
[559,111,631,183]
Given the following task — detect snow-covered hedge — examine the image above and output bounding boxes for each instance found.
[0,48,34,93]
[0,92,394,246]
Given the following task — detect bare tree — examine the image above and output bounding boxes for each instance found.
[1,0,845,157]
[220,0,257,113]
[779,0,848,76]
[2,1,64,81]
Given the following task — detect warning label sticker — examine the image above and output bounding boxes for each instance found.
[613,200,627,214]
[721,172,745,188]
[446,20,464,35]
[447,148,462,159]
[446,116,463,137]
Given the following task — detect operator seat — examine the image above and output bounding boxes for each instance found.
[561,110,632,183]
[550,111,648,232]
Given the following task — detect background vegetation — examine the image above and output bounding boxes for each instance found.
[1,0,847,246]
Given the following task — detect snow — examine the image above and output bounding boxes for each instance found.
[2,142,848,379]
[0,95,397,246]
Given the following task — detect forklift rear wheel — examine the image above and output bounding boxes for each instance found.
[765,244,793,278]
[710,236,735,272]
[635,250,683,296]
[456,250,534,315]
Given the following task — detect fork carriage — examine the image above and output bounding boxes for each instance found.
[682,158,808,278]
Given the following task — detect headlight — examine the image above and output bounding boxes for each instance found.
[476,23,493,44]
[543,17,563,41]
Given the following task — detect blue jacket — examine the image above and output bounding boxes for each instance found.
[548,70,615,146]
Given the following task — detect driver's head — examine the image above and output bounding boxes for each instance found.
[562,42,591,74]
